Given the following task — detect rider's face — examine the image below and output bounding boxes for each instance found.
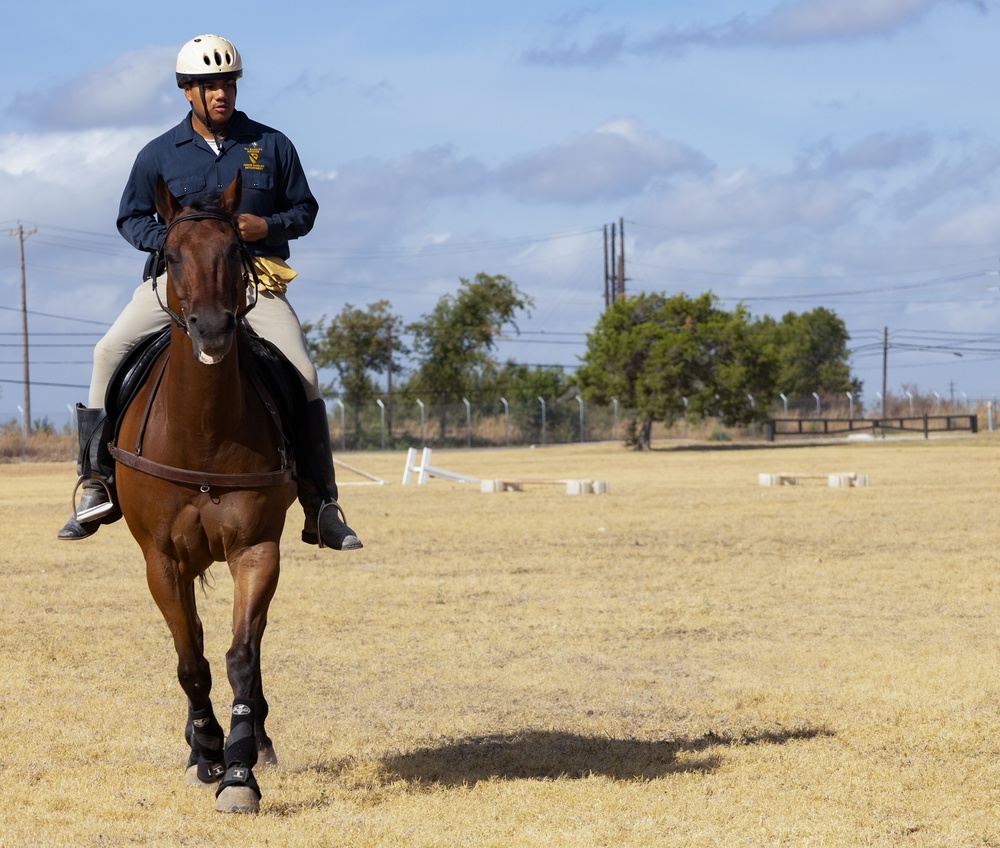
[184,78,238,128]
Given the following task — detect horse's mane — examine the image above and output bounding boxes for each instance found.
[183,192,237,223]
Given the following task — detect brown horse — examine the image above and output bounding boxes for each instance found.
[113,173,296,814]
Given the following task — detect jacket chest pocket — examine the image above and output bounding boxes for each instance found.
[242,170,274,191]
[166,174,207,197]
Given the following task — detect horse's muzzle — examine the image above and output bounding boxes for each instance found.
[188,311,237,365]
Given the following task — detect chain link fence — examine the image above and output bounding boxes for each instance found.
[325,392,991,451]
[6,392,992,461]
[327,397,626,450]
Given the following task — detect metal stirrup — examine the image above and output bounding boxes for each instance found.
[71,476,115,523]
[315,499,348,550]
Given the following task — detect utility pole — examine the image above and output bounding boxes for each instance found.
[9,223,36,434]
[881,326,888,424]
[603,219,627,308]
[617,217,626,300]
[603,224,611,307]
[610,223,617,304]
[386,318,393,442]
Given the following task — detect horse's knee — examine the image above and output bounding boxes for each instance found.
[225,642,259,696]
[225,641,254,672]
[177,656,212,700]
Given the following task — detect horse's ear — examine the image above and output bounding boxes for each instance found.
[221,171,243,215]
[155,176,182,223]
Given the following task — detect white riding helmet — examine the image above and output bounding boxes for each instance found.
[175,35,243,88]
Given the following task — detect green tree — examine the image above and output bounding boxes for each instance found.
[764,307,861,397]
[306,300,408,437]
[407,273,534,438]
[489,361,568,403]
[489,362,569,442]
[574,292,779,449]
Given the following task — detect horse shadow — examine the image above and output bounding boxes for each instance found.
[378,726,832,786]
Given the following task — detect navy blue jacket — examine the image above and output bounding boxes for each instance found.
[118,111,319,279]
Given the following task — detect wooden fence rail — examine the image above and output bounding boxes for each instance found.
[765,414,978,442]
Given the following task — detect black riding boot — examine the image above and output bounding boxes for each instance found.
[298,399,362,551]
[57,405,116,541]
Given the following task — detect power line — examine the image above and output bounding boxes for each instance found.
[300,226,603,260]
[0,343,95,348]
[0,377,88,389]
[628,219,1000,254]
[0,304,110,328]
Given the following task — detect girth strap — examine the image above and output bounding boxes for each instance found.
[110,344,291,490]
[109,445,292,489]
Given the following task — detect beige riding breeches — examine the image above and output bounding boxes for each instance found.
[88,274,321,408]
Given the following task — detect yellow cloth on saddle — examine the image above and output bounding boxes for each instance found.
[251,256,298,295]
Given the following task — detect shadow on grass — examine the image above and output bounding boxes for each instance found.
[379,726,832,785]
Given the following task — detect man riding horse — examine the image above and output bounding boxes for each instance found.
[58,34,361,552]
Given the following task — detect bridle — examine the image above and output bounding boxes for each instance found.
[150,210,262,334]
[112,209,289,490]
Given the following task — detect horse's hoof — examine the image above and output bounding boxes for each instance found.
[258,745,278,768]
[184,764,220,788]
[215,785,260,814]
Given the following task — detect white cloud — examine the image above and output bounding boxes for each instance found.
[525,0,987,65]
[890,147,1000,216]
[747,0,985,44]
[499,119,708,204]
[636,166,868,235]
[309,145,490,245]
[522,29,628,67]
[6,47,177,130]
[0,128,153,231]
[0,129,144,181]
[798,131,934,175]
[307,122,708,246]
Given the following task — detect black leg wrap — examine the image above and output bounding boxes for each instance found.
[216,763,261,801]
[223,719,258,767]
[185,703,226,783]
[216,698,261,801]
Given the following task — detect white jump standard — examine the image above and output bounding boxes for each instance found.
[758,472,870,487]
[401,448,610,495]
[402,448,479,485]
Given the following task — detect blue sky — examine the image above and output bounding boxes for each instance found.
[2,0,1000,424]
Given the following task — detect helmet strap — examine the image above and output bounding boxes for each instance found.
[193,82,228,149]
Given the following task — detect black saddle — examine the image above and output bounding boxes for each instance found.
[105,324,308,463]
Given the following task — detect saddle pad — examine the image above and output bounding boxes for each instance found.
[103,324,306,459]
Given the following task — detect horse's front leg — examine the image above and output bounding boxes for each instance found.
[215,541,280,814]
[144,551,226,787]
[254,676,278,767]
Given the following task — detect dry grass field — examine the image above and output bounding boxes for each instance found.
[2,436,1000,846]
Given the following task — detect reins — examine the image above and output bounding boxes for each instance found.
[111,208,290,491]
[108,343,291,490]
[150,209,262,334]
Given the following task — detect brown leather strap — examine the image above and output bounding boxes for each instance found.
[134,352,169,455]
[110,444,292,489]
